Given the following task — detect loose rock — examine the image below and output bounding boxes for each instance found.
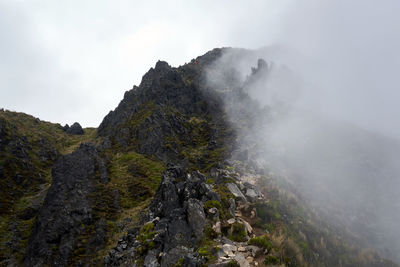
[226,183,247,202]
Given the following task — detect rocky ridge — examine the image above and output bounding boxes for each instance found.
[104,164,266,267]
[0,110,96,265]
[24,143,109,266]
[0,48,398,266]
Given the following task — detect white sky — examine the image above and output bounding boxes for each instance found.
[0,0,287,127]
[1,0,399,137]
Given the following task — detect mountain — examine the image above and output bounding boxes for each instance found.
[0,48,398,266]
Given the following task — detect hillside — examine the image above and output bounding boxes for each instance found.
[0,48,398,266]
[0,110,97,264]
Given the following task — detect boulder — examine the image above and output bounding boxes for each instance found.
[213,221,222,234]
[246,246,261,257]
[226,183,247,202]
[229,198,236,216]
[187,198,206,239]
[239,219,253,235]
[227,218,236,224]
[245,188,258,202]
[183,254,206,267]
[208,207,220,221]
[144,249,160,267]
[160,246,190,267]
[234,253,250,267]
[62,124,69,132]
[222,244,236,257]
[66,122,84,135]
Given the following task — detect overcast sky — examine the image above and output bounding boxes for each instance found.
[1,0,399,136]
[0,0,287,127]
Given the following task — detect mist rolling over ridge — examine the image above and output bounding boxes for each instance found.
[201,1,400,261]
[1,0,400,265]
[202,25,400,261]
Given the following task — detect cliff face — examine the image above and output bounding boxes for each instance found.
[97,51,231,166]
[0,48,398,266]
[0,111,97,265]
[24,143,109,266]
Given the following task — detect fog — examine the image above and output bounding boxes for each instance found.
[1,0,399,131]
[1,0,399,261]
[270,0,400,137]
[205,0,400,262]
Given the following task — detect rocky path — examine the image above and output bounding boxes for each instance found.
[209,171,269,267]
[104,164,279,267]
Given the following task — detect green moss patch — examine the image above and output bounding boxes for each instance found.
[228,222,247,242]
[204,200,222,211]
[109,151,165,209]
[265,255,280,265]
[249,235,272,250]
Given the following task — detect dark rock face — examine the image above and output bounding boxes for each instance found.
[66,122,84,135]
[98,61,206,136]
[62,124,69,131]
[105,166,217,266]
[187,199,206,239]
[97,53,228,164]
[23,143,108,266]
[0,118,10,150]
[150,167,218,259]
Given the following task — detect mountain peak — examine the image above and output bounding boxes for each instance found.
[0,48,398,267]
[154,60,170,70]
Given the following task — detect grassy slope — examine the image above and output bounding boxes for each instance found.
[0,110,166,265]
[192,161,397,267]
[0,110,97,263]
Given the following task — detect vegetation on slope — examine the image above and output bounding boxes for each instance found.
[0,110,97,264]
[1,48,397,266]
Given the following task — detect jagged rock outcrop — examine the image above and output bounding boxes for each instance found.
[23,143,109,266]
[97,52,230,164]
[105,166,220,266]
[2,48,399,267]
[0,111,101,265]
[66,122,84,135]
[62,124,70,132]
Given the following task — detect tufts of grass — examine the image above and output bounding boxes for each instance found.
[227,260,240,267]
[265,255,280,265]
[204,200,222,211]
[136,222,157,255]
[173,257,184,267]
[197,238,218,260]
[248,235,272,251]
[109,151,165,209]
[228,222,247,242]
[137,222,156,242]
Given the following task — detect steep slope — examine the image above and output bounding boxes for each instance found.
[98,53,233,167]
[95,48,398,266]
[1,48,398,266]
[206,48,400,264]
[257,116,400,261]
[0,110,96,265]
[23,143,109,266]
[16,49,235,266]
